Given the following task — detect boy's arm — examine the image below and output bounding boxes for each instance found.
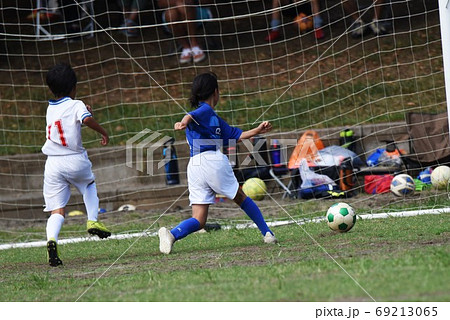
[83,116,109,146]
[174,114,193,130]
[238,121,272,141]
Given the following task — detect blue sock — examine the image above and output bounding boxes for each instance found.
[170,217,201,240]
[270,19,280,31]
[240,197,272,236]
[313,15,323,29]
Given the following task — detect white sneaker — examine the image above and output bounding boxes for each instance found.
[158,227,175,254]
[191,46,206,63]
[263,231,278,244]
[351,18,366,38]
[369,19,387,35]
[179,48,192,64]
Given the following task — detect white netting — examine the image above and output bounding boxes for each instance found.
[0,0,448,243]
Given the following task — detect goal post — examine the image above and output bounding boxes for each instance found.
[439,0,450,137]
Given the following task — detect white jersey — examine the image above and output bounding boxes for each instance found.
[42,97,92,156]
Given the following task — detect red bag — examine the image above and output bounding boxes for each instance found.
[364,175,394,194]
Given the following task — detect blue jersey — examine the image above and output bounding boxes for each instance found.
[186,102,243,156]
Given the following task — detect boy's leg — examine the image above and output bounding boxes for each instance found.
[83,181,111,239]
[83,181,99,222]
[46,210,65,267]
[46,210,65,241]
[44,157,69,266]
[265,0,282,41]
[69,154,111,239]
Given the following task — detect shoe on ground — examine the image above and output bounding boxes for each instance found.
[158,227,175,254]
[351,19,366,38]
[47,238,63,267]
[265,29,281,42]
[64,36,82,44]
[263,231,278,244]
[369,19,387,36]
[314,27,324,40]
[179,48,192,64]
[192,46,206,63]
[87,220,111,239]
[122,19,138,37]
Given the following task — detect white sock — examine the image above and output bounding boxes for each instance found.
[46,214,65,242]
[83,182,99,222]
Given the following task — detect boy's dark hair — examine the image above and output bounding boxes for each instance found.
[189,72,218,108]
[46,63,77,97]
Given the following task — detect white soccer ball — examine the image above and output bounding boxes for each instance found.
[326,202,356,233]
[118,204,136,212]
[390,174,415,197]
[430,165,450,190]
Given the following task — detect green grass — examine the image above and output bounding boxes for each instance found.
[0,213,448,301]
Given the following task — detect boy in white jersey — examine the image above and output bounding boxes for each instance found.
[43,63,111,267]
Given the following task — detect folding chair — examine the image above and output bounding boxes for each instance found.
[267,139,293,198]
[34,0,94,40]
[401,112,450,176]
[283,130,326,198]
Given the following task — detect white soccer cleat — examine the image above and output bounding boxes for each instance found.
[158,227,175,254]
[263,232,278,244]
[351,19,366,38]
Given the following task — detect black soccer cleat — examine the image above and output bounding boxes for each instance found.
[47,239,63,267]
[87,220,111,239]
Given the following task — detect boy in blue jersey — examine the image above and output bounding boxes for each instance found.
[158,72,278,254]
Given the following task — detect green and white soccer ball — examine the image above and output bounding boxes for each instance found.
[242,177,267,201]
[326,202,356,232]
[430,165,450,190]
[390,173,415,197]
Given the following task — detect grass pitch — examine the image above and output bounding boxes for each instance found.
[0,213,448,302]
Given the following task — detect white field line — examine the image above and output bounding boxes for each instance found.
[1,207,449,251]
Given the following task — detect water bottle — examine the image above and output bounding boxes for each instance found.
[270,139,281,167]
[339,157,354,191]
[163,138,179,185]
[339,128,355,152]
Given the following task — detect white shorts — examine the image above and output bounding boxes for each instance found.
[187,150,239,205]
[43,152,95,212]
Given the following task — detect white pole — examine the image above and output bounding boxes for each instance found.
[439,0,450,137]
[1,208,449,250]
[36,0,41,37]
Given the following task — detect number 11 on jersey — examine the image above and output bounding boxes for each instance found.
[47,119,67,147]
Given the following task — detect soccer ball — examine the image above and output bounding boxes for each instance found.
[430,165,450,189]
[294,13,313,32]
[118,204,136,212]
[390,174,415,197]
[242,177,267,201]
[326,202,356,233]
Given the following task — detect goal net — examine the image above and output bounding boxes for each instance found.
[0,0,448,245]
